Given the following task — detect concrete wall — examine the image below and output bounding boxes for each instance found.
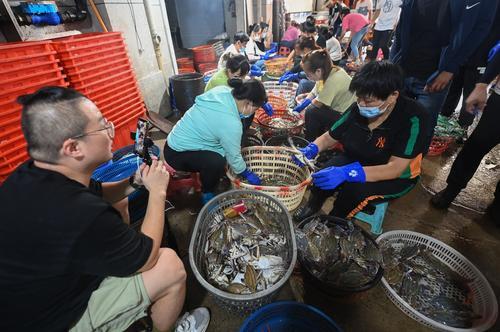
[95,0,176,115]
[284,0,314,12]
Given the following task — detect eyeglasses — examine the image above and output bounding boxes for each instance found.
[71,118,115,139]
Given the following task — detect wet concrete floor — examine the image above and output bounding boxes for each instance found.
[151,130,500,332]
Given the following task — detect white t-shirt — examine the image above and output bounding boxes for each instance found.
[218,44,240,70]
[246,38,265,61]
[374,0,402,31]
[355,0,373,18]
[326,37,342,62]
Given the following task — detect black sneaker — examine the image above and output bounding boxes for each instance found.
[430,187,461,209]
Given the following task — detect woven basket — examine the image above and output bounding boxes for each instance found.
[254,108,304,140]
[266,95,288,109]
[263,81,298,106]
[377,231,498,332]
[265,57,290,77]
[226,146,312,210]
[189,190,297,314]
[428,136,454,156]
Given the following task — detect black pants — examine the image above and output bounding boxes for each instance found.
[446,93,500,200]
[367,29,392,60]
[164,145,226,193]
[304,105,342,142]
[440,66,481,127]
[308,154,418,218]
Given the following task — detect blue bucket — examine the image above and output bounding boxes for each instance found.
[239,301,342,332]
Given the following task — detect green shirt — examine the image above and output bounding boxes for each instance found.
[204,69,229,92]
[312,68,356,113]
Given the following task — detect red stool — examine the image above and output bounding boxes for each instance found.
[167,172,202,195]
[279,46,291,57]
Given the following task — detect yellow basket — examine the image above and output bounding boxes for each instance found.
[264,58,290,77]
[226,146,312,211]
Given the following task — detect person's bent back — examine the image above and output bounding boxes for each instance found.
[0,87,186,332]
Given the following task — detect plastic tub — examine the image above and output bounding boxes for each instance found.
[239,301,342,332]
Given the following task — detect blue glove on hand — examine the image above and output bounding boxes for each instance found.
[250,68,263,77]
[292,142,319,167]
[240,169,262,185]
[279,71,300,84]
[293,98,312,113]
[487,40,500,62]
[270,43,278,53]
[262,102,274,116]
[312,162,366,190]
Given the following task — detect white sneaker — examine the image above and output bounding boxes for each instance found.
[174,307,210,332]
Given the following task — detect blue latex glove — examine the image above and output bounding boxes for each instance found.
[312,162,366,190]
[487,40,500,62]
[250,68,263,77]
[270,43,278,53]
[279,71,300,84]
[293,98,312,113]
[292,143,319,167]
[262,102,274,116]
[239,169,262,185]
[260,53,271,60]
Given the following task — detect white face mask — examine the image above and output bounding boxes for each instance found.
[262,32,267,39]
[239,47,246,54]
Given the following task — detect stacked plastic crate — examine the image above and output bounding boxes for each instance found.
[0,41,68,183]
[52,32,146,150]
[192,44,218,75]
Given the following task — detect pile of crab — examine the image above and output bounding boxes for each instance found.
[203,200,288,295]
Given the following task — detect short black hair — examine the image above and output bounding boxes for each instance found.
[228,78,267,106]
[248,23,261,35]
[18,86,89,163]
[340,7,351,16]
[349,61,404,100]
[259,22,269,30]
[234,31,250,44]
[301,21,317,34]
[226,54,250,75]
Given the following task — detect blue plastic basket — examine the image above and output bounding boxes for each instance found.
[239,301,342,332]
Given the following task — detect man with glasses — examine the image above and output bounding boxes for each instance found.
[0,87,210,332]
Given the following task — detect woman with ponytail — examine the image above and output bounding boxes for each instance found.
[164,79,267,204]
[293,49,356,141]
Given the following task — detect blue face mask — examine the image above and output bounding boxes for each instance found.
[239,47,246,55]
[357,102,386,118]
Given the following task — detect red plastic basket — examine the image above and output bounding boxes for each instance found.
[88,81,139,105]
[1,60,60,79]
[254,108,304,139]
[53,38,125,59]
[63,58,131,79]
[0,78,69,106]
[192,45,217,64]
[68,63,132,86]
[112,112,145,150]
[52,32,123,48]
[58,45,127,68]
[70,69,134,92]
[427,136,454,156]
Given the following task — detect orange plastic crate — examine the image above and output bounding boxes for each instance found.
[112,112,145,150]
[98,93,142,115]
[70,69,135,92]
[58,45,127,68]
[53,32,123,49]
[83,75,139,100]
[0,134,26,156]
[0,41,54,60]
[0,78,69,105]
[68,64,132,86]
[0,60,60,79]
[87,81,140,105]
[63,58,131,78]
[0,150,29,183]
[55,39,126,59]
[0,69,65,94]
[106,100,145,123]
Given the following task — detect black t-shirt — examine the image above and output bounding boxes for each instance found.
[329,96,428,178]
[0,161,153,332]
[401,0,451,79]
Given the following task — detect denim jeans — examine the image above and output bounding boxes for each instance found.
[403,76,451,150]
[296,79,316,96]
[350,25,369,59]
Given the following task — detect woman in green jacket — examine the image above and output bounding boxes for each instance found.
[205,55,250,92]
[165,78,268,204]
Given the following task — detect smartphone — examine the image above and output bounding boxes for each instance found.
[134,118,151,164]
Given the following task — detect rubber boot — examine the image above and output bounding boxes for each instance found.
[430,186,462,209]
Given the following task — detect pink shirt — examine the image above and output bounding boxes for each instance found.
[342,13,369,33]
[282,26,300,41]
